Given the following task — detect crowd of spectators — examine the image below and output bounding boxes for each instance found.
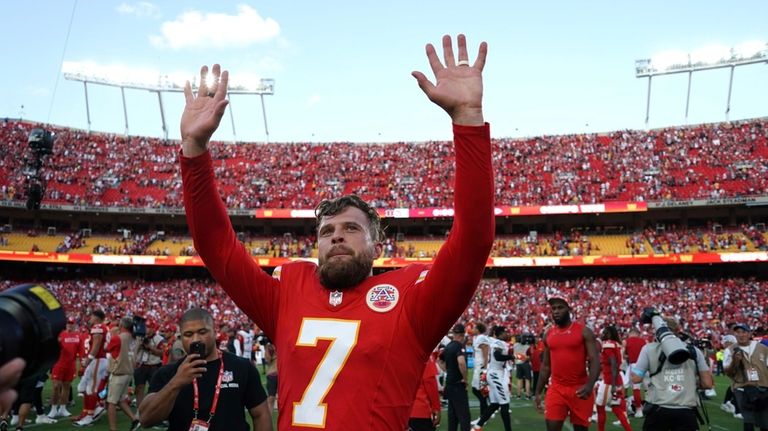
[9,222,768,256]
[463,276,767,344]
[1,275,763,350]
[1,118,766,209]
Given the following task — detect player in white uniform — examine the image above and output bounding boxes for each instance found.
[472,325,512,431]
[237,324,254,361]
[471,322,491,421]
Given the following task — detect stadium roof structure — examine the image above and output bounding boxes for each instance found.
[63,63,274,142]
[635,41,768,126]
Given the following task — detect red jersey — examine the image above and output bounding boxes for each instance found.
[599,340,623,386]
[89,323,108,358]
[624,336,646,364]
[182,124,494,430]
[106,332,124,358]
[217,332,229,351]
[546,321,588,386]
[79,331,89,357]
[529,341,545,372]
[54,330,81,368]
[410,357,440,419]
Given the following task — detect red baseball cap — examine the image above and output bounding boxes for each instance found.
[67,316,76,324]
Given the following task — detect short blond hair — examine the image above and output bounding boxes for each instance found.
[663,316,680,333]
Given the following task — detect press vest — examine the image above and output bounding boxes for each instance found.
[110,332,135,375]
[727,342,768,388]
[646,342,700,408]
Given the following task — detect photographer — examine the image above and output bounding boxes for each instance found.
[105,317,140,431]
[723,323,768,431]
[513,333,534,399]
[631,314,713,431]
[139,308,271,431]
[134,320,165,409]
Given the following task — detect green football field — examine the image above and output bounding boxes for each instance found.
[4,372,744,430]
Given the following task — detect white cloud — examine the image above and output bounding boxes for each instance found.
[116,2,160,18]
[150,4,280,50]
[307,94,321,107]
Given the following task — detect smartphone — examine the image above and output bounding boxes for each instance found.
[189,341,206,358]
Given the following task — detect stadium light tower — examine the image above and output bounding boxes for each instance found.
[635,41,767,126]
[62,64,275,141]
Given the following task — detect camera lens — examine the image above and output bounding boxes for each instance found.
[0,284,66,379]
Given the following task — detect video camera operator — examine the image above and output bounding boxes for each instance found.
[134,319,165,410]
[631,309,713,431]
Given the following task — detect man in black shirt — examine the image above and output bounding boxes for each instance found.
[440,323,471,431]
[139,308,271,431]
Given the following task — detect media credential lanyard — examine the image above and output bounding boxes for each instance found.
[191,354,225,428]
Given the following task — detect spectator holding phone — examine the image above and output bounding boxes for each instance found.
[139,308,271,431]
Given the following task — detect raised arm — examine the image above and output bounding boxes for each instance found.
[180,64,279,338]
[409,34,495,349]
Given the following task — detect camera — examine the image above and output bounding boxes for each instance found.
[0,284,67,379]
[692,338,712,350]
[639,307,690,365]
[519,333,536,345]
[28,128,54,155]
[189,341,206,358]
[257,335,270,346]
[132,316,147,338]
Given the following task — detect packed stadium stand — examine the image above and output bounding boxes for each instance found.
[1,118,766,209]
[1,117,766,349]
[0,275,763,348]
[1,224,766,257]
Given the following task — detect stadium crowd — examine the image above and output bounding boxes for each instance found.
[7,222,767,257]
[463,277,767,342]
[1,118,766,209]
[1,275,764,346]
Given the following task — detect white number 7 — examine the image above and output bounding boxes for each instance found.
[292,318,361,428]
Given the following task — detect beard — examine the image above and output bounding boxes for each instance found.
[553,312,571,326]
[318,246,375,290]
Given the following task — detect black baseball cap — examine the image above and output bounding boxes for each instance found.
[451,323,465,335]
[733,323,751,332]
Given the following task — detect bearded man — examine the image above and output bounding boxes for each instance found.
[180,34,494,430]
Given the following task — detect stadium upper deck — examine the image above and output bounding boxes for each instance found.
[1,118,766,210]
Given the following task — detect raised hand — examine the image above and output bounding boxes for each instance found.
[181,64,229,157]
[412,34,487,126]
[170,354,207,388]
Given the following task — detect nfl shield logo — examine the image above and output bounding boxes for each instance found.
[329,290,343,307]
[222,371,233,383]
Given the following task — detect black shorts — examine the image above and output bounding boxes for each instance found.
[266,374,278,396]
[16,377,38,404]
[515,362,532,380]
[134,364,160,386]
[408,417,436,431]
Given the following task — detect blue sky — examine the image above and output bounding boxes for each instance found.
[1,1,766,143]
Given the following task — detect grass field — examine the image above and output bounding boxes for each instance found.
[4,372,744,430]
